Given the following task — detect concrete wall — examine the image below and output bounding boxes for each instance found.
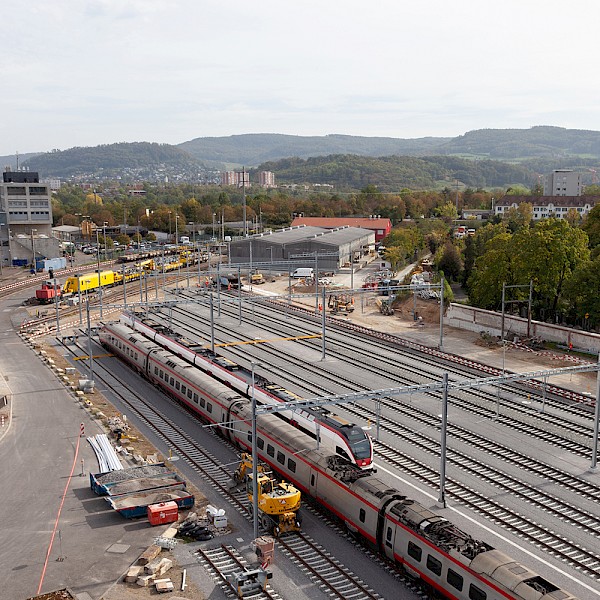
[446,303,600,354]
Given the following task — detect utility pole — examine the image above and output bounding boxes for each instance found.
[242,167,247,237]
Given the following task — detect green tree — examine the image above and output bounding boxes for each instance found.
[467,233,514,308]
[115,234,131,246]
[502,202,533,232]
[435,242,463,282]
[434,201,458,223]
[582,203,600,250]
[462,222,508,288]
[563,257,600,327]
[513,219,589,316]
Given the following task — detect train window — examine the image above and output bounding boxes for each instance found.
[248,430,252,442]
[257,438,264,450]
[193,393,199,404]
[187,389,192,399]
[288,458,296,473]
[426,555,442,576]
[468,585,487,600]
[386,527,393,549]
[200,398,205,408]
[181,385,186,395]
[447,569,463,591]
[170,377,174,386]
[407,541,422,562]
[135,353,138,360]
[311,474,315,486]
[277,451,285,465]
[159,370,163,379]
[267,445,275,458]
[359,508,366,523]
[175,381,180,390]
[207,403,212,413]
[154,367,158,375]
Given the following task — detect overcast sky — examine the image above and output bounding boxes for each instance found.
[3,0,599,155]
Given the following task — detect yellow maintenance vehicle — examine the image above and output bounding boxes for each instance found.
[249,271,265,284]
[328,293,355,314]
[232,453,301,536]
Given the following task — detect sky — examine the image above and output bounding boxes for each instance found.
[3,0,600,155]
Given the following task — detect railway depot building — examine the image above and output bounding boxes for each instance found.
[290,216,391,242]
[229,225,375,273]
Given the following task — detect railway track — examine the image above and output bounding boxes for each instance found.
[162,299,596,458]
[375,440,600,580]
[196,544,282,599]
[277,533,383,599]
[61,334,410,598]
[165,289,596,422]
[143,297,600,580]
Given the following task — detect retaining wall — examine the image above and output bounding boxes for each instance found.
[446,303,600,355]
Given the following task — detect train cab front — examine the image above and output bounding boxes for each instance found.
[343,426,374,470]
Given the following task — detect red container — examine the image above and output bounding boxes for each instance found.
[147,501,178,526]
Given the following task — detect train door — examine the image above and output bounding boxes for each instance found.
[308,467,318,498]
[383,519,396,560]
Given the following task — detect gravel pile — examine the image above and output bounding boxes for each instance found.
[95,464,172,484]
[109,476,181,495]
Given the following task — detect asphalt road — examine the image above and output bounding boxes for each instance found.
[0,285,163,600]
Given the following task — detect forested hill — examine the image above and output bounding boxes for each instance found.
[177,133,448,166]
[12,126,600,187]
[179,127,600,166]
[22,142,205,179]
[257,155,537,191]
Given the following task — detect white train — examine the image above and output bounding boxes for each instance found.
[99,320,579,600]
[118,311,373,469]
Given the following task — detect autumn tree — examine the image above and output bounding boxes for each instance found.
[502,202,533,232]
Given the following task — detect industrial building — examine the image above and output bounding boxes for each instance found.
[0,169,59,268]
[290,216,391,242]
[228,225,375,273]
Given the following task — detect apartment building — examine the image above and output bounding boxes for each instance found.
[494,195,598,220]
[543,169,582,196]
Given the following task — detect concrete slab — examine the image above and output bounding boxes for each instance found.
[106,543,130,554]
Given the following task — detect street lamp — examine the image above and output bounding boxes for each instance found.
[96,228,103,318]
[168,211,172,243]
[0,223,5,276]
[212,213,216,240]
[251,361,263,541]
[103,221,108,261]
[30,228,38,270]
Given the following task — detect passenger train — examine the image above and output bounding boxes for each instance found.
[99,320,579,600]
[118,312,373,469]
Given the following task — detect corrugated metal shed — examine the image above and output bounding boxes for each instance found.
[229,225,375,272]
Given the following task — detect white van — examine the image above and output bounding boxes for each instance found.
[291,267,314,278]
